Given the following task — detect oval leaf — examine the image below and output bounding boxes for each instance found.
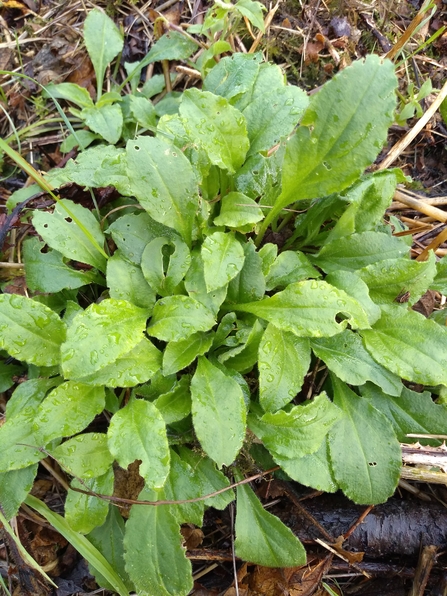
[191,357,246,467]
[84,9,124,90]
[107,399,170,489]
[259,324,311,412]
[61,299,149,380]
[361,305,447,385]
[0,294,66,367]
[147,295,216,342]
[235,479,306,567]
[328,377,401,504]
[202,232,246,292]
[233,280,370,337]
[126,136,198,246]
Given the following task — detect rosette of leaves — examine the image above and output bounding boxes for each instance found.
[3,48,447,596]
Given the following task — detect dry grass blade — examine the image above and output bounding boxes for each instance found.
[378,79,447,171]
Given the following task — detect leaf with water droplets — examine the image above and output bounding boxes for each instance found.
[147,295,215,342]
[328,376,401,504]
[201,232,245,293]
[76,338,162,388]
[65,469,114,535]
[312,231,409,273]
[32,199,107,271]
[233,280,370,337]
[51,433,113,479]
[191,357,246,468]
[213,192,264,229]
[163,332,214,376]
[180,88,249,174]
[248,393,341,460]
[243,85,308,157]
[311,330,402,396]
[275,55,397,213]
[126,136,198,246]
[124,485,192,596]
[33,382,105,444]
[259,324,310,412]
[0,294,66,367]
[61,299,149,380]
[108,398,170,489]
[360,305,447,385]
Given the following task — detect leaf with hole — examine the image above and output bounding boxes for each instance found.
[107,398,170,489]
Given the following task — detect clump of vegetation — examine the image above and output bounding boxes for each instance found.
[1,6,447,596]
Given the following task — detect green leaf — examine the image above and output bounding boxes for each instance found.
[81,104,123,144]
[106,252,156,310]
[265,250,320,291]
[88,507,132,592]
[219,319,265,372]
[108,398,170,488]
[327,171,399,240]
[201,232,246,292]
[276,55,397,210]
[163,332,214,375]
[311,330,402,397]
[45,145,118,188]
[43,82,94,109]
[233,280,370,337]
[358,252,437,305]
[362,383,447,444]
[0,379,60,472]
[124,485,192,595]
[147,295,216,342]
[51,433,113,479]
[203,53,263,102]
[360,305,447,385]
[139,30,198,68]
[61,130,100,153]
[180,88,249,173]
[235,477,306,567]
[191,357,246,467]
[154,376,192,424]
[226,240,266,304]
[185,249,228,316]
[235,0,266,30]
[0,294,66,366]
[65,469,113,534]
[259,324,310,412]
[213,192,264,228]
[325,270,381,326]
[0,464,38,520]
[234,60,287,112]
[248,393,341,459]
[126,136,198,246]
[25,494,130,596]
[32,199,107,271]
[273,438,338,493]
[161,449,205,526]
[431,256,447,293]
[0,361,23,392]
[83,8,124,93]
[107,211,178,265]
[244,86,308,156]
[78,338,162,388]
[312,231,409,273]
[328,377,401,504]
[61,298,149,379]
[177,446,234,509]
[33,382,105,444]
[23,238,102,293]
[141,236,191,296]
[122,95,156,128]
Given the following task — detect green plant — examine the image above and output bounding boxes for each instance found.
[395,78,434,126]
[2,9,447,596]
